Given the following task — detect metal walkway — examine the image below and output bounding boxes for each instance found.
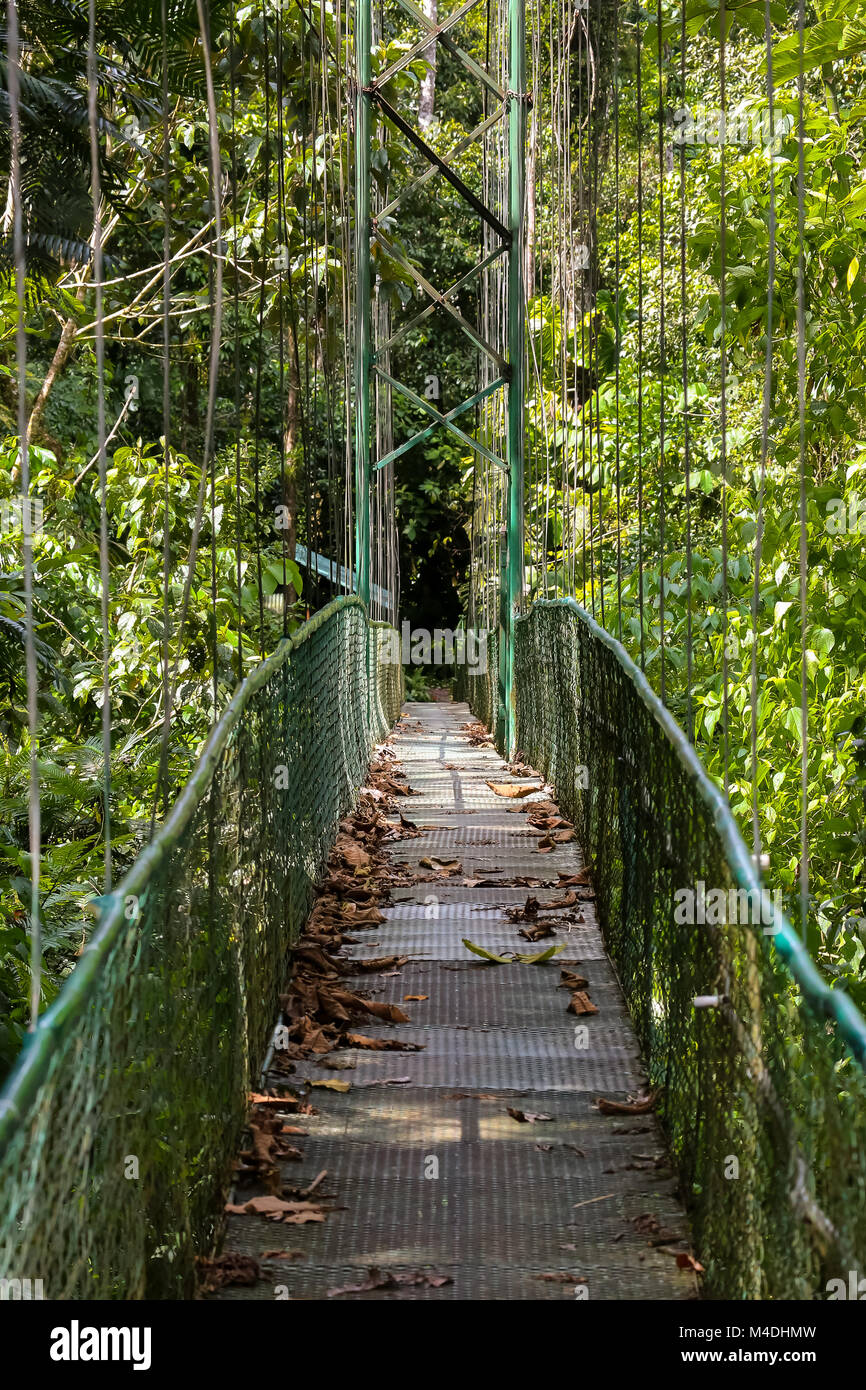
[217,701,696,1300]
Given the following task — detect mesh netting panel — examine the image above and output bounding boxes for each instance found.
[456,629,498,735]
[496,599,866,1299]
[0,599,401,1299]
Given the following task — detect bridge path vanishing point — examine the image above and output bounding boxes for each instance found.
[215,700,696,1301]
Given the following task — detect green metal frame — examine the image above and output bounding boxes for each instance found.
[354,0,526,745]
[500,0,525,754]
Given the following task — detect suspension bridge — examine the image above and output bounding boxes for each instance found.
[2,0,866,1304]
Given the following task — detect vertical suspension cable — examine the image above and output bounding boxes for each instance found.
[8,0,42,1025]
[88,0,112,890]
[154,0,226,812]
[229,14,243,681]
[636,9,645,670]
[656,0,666,704]
[562,1,572,599]
[751,0,776,857]
[298,3,315,603]
[593,0,603,627]
[586,9,593,614]
[796,0,809,937]
[207,137,218,713]
[614,0,622,641]
[680,0,693,742]
[156,0,174,834]
[252,0,270,649]
[276,0,288,630]
[719,0,730,798]
[585,3,595,617]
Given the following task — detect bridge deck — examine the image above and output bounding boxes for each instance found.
[216,700,695,1300]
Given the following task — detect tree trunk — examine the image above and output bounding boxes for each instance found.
[26,309,82,442]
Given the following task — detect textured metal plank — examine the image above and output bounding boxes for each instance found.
[214,700,695,1302]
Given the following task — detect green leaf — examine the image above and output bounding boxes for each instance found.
[514,944,567,964]
[461,938,511,964]
[785,707,805,748]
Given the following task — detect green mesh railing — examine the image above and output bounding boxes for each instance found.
[510,599,866,1298]
[0,597,401,1299]
[456,627,498,735]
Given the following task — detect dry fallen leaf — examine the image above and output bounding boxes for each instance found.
[560,969,589,990]
[547,890,578,908]
[419,856,462,874]
[310,1079,351,1093]
[196,1253,260,1292]
[519,922,555,942]
[558,869,590,886]
[676,1252,705,1273]
[507,1107,554,1124]
[403,994,429,1001]
[352,955,408,972]
[486,781,540,798]
[355,1076,412,1087]
[327,1267,453,1297]
[224,1195,330,1223]
[362,999,411,1023]
[568,990,598,1016]
[343,1032,423,1052]
[596,1093,655,1115]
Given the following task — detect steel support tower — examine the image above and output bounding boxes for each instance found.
[354,0,525,752]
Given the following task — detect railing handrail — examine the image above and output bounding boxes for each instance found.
[519,597,866,1065]
[0,594,368,1152]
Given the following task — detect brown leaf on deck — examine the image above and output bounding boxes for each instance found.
[327,1267,453,1297]
[676,1252,704,1272]
[197,1253,261,1292]
[350,955,408,972]
[506,894,540,922]
[224,1195,330,1223]
[560,969,589,990]
[486,781,539,798]
[568,991,598,1016]
[596,1093,656,1115]
[343,1032,424,1051]
[519,922,555,942]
